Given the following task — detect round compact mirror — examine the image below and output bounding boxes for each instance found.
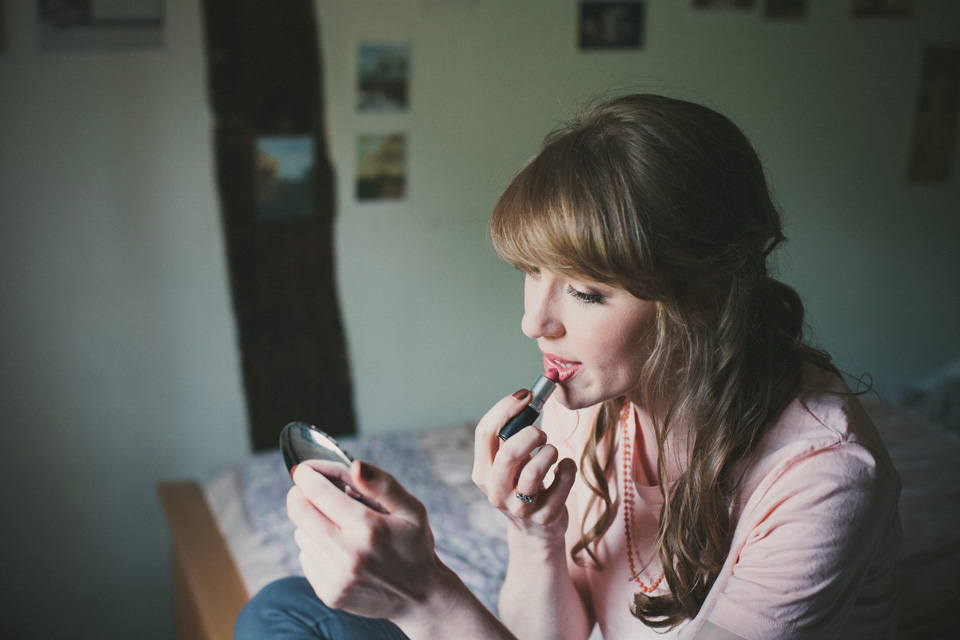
[280,421,355,475]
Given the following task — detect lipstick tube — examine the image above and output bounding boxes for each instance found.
[498,373,558,440]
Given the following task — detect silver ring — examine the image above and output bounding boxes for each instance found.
[515,491,535,503]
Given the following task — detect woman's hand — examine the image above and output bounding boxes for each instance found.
[472,391,578,542]
[287,459,441,620]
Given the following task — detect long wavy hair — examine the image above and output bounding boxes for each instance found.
[490,94,836,628]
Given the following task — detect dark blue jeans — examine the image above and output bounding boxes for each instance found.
[234,577,410,640]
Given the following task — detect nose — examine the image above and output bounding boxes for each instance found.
[521,274,564,340]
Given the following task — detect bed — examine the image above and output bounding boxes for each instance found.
[158,365,960,640]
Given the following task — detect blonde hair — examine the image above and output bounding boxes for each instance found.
[491,94,835,627]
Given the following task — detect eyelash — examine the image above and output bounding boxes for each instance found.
[567,285,605,305]
[519,265,605,304]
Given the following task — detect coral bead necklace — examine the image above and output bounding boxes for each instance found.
[620,400,665,594]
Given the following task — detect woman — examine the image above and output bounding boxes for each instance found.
[235,94,901,639]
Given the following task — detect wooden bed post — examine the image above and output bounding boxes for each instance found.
[199,0,356,451]
[157,482,248,640]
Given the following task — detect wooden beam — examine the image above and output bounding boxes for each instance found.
[199,0,356,450]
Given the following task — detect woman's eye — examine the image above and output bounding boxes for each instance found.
[567,285,605,305]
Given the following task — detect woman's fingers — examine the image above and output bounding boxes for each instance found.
[292,462,363,520]
[514,442,559,498]
[288,459,441,620]
[538,456,578,509]
[348,460,422,523]
[470,391,578,541]
[487,425,546,501]
[473,389,532,473]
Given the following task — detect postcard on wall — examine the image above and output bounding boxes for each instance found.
[907,46,960,183]
[691,0,756,11]
[255,135,316,222]
[38,0,164,51]
[578,2,646,51]
[357,42,411,114]
[851,0,911,18]
[763,0,808,19]
[0,0,7,53]
[356,133,407,202]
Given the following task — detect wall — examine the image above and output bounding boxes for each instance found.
[0,0,957,637]
[0,1,248,638]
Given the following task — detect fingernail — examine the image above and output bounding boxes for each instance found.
[512,389,530,400]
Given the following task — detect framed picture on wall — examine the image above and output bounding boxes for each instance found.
[578,2,646,50]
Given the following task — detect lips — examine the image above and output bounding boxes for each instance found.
[542,352,581,383]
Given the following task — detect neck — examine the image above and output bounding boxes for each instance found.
[623,398,688,484]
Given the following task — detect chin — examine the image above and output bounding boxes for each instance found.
[555,387,612,411]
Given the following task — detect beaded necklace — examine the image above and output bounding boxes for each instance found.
[620,400,665,594]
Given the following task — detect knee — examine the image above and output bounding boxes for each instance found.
[234,576,316,640]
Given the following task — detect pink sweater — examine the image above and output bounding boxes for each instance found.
[543,366,901,639]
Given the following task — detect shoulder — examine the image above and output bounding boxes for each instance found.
[737,364,901,516]
[706,367,902,635]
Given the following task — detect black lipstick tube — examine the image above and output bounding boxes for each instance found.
[498,374,558,440]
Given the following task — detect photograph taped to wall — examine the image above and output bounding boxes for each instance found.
[691,0,756,11]
[578,2,645,50]
[356,133,407,202]
[908,45,960,183]
[0,0,7,53]
[851,0,911,18]
[357,42,411,114]
[38,0,164,51]
[763,0,808,19]
[255,135,316,222]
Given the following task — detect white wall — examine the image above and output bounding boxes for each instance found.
[0,1,248,638]
[0,0,957,637]
[322,0,960,432]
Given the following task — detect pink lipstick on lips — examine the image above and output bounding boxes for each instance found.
[499,367,560,440]
[542,352,580,383]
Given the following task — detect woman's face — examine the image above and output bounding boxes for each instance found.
[521,267,657,410]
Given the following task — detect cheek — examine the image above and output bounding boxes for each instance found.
[604,320,656,377]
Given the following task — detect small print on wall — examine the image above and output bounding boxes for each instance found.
[763,0,808,19]
[357,42,411,114]
[578,2,645,50]
[356,133,407,202]
[907,45,960,183]
[691,0,756,10]
[851,0,912,18]
[0,0,7,53]
[255,135,316,222]
[38,0,164,51]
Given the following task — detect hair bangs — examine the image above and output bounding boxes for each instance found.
[492,132,654,295]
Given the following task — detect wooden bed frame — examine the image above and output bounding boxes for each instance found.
[157,481,249,640]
